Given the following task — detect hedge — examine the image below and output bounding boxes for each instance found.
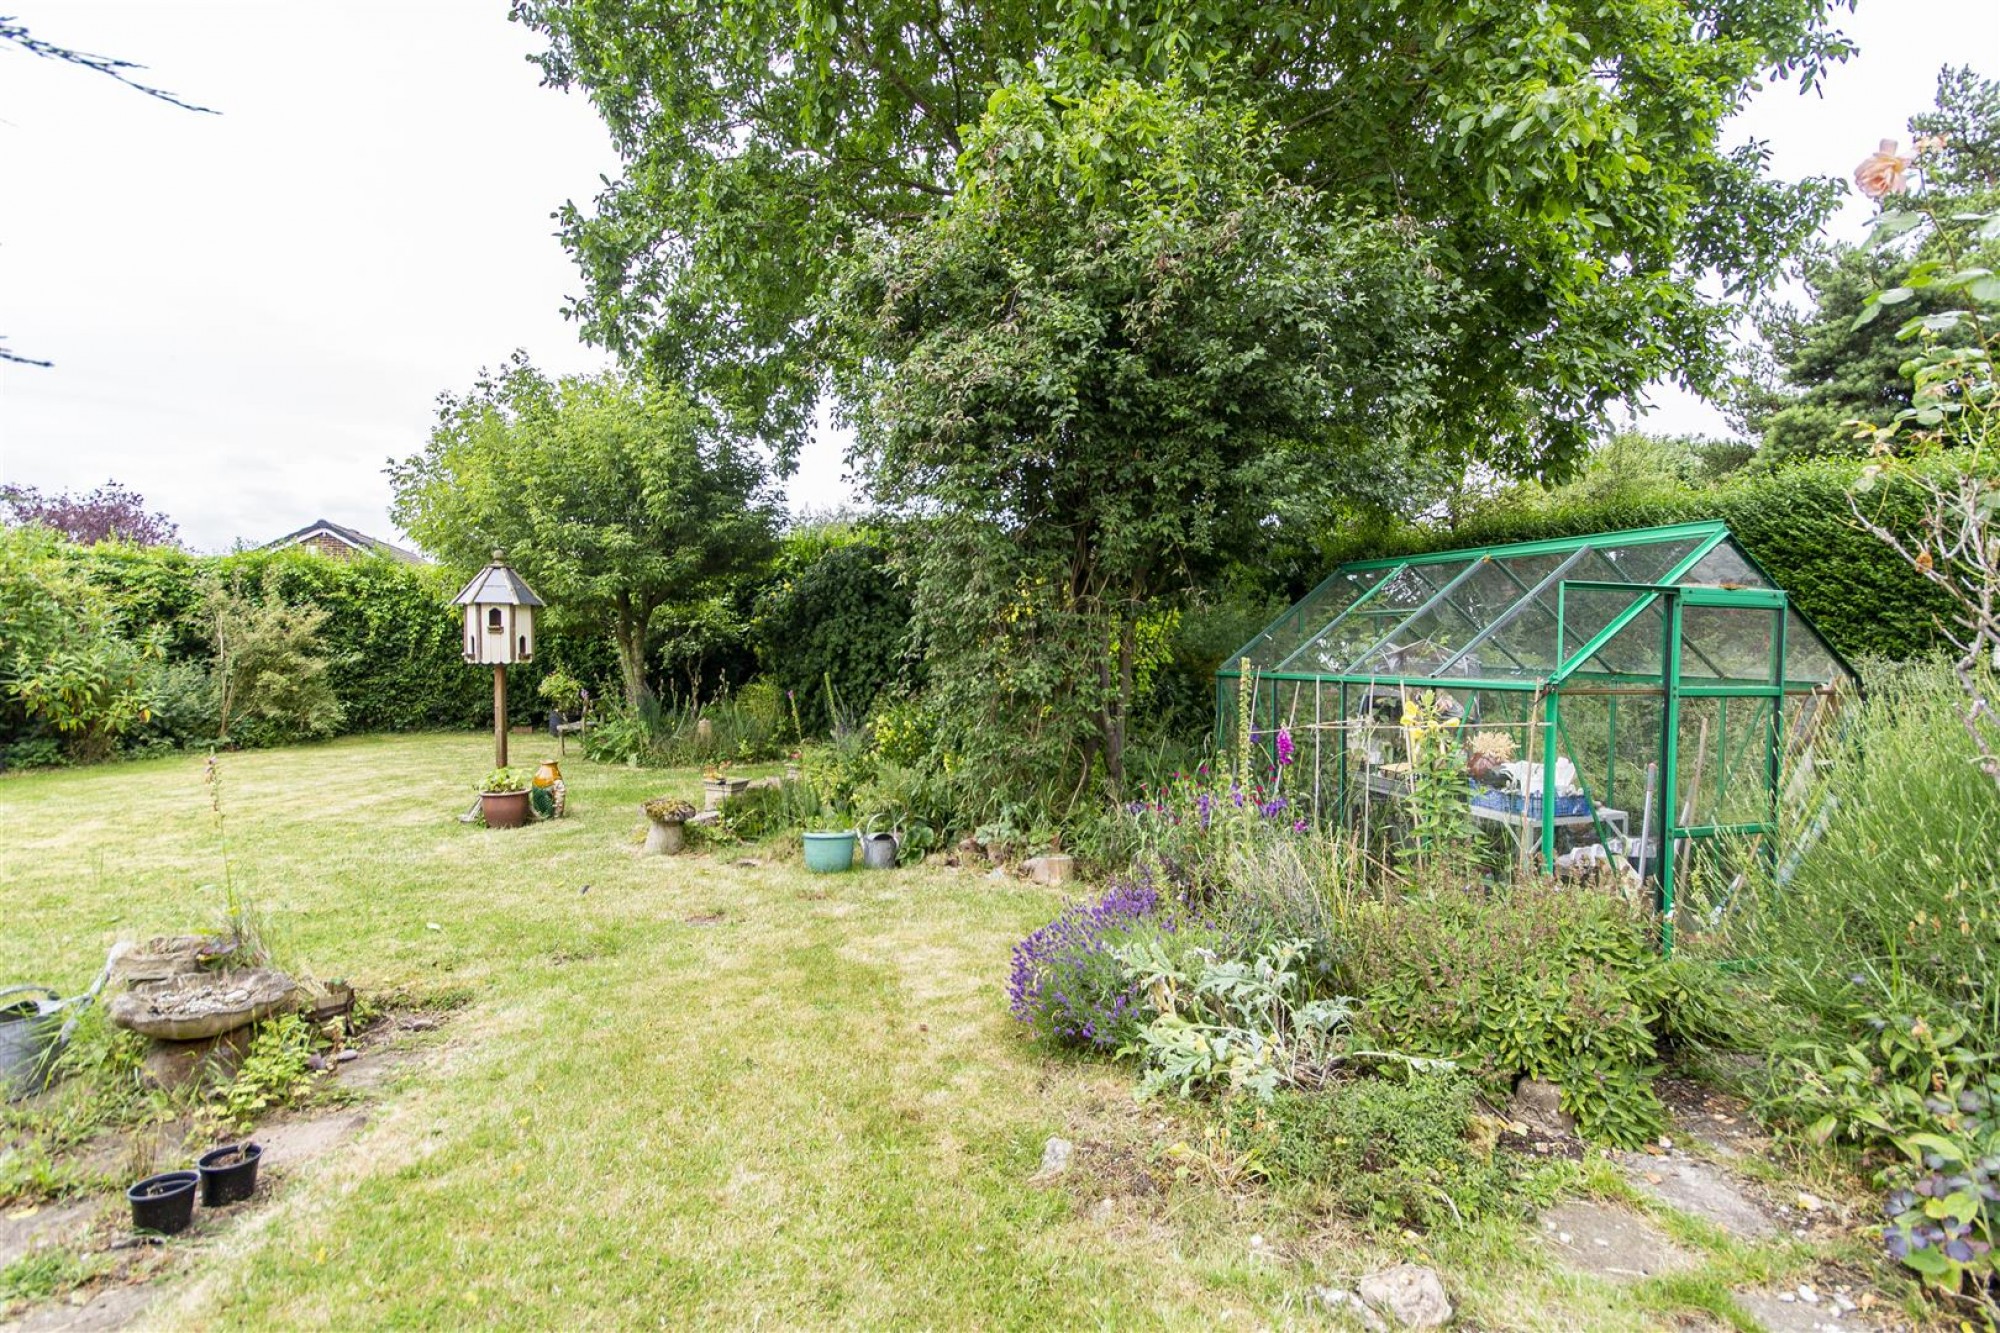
[1319,457,1969,664]
[78,545,616,734]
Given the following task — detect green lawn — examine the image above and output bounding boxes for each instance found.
[0,734,1874,1329]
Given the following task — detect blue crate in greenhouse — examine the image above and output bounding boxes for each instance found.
[1470,788,1594,819]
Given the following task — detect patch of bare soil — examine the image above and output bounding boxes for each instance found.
[7,1278,157,1332]
[1656,1076,1773,1161]
[0,1200,98,1272]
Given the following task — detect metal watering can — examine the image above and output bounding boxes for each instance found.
[1,952,117,1101]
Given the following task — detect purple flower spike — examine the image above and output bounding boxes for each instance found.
[1276,727,1295,767]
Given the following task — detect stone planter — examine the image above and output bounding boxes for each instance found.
[702,777,750,810]
[642,800,697,855]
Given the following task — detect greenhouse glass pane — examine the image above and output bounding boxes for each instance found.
[1559,586,1666,678]
[1783,609,1843,685]
[1284,560,1473,673]
[1236,568,1385,669]
[1679,542,1774,591]
[1679,604,1777,683]
[1586,536,1706,585]
[1352,554,1564,677]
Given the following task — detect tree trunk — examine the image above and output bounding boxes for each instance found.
[612,597,655,710]
[1109,613,1137,797]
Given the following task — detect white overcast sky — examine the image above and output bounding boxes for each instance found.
[1,2,1995,552]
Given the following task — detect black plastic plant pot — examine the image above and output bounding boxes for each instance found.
[197,1142,262,1206]
[127,1171,199,1234]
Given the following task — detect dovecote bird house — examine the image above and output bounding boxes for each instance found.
[454,549,543,665]
[453,550,545,767]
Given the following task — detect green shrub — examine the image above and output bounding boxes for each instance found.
[1348,881,1746,1146]
[719,779,819,840]
[206,573,346,745]
[581,691,790,768]
[753,540,912,733]
[0,525,160,762]
[850,760,956,855]
[1116,936,1356,1101]
[1234,1072,1511,1230]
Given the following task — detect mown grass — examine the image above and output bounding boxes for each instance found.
[0,733,1876,1328]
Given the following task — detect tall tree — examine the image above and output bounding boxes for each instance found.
[1733,66,2000,461]
[515,0,1849,478]
[0,481,179,547]
[830,77,1453,798]
[387,357,780,709]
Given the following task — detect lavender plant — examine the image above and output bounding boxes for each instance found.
[1006,875,1189,1051]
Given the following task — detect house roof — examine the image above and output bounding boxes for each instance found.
[262,519,427,564]
[451,557,545,608]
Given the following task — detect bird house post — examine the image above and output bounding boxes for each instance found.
[452,549,545,768]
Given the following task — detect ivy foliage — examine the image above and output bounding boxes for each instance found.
[518,0,1850,477]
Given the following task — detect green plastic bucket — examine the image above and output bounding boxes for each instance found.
[802,831,857,874]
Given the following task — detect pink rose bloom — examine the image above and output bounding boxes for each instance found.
[1855,139,1910,200]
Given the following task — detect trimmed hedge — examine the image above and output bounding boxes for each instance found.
[1320,457,1968,664]
[78,545,616,734]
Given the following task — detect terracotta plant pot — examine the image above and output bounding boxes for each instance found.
[480,789,532,829]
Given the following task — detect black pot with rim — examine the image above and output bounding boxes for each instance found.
[127,1170,198,1234]
[198,1141,262,1206]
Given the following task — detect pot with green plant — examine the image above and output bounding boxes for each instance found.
[641,797,697,855]
[477,766,536,829]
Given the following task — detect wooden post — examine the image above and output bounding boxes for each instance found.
[493,663,508,768]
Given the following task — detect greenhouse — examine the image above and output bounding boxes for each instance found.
[1219,521,1858,949]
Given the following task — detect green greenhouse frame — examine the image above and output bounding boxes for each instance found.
[1217,521,1858,950]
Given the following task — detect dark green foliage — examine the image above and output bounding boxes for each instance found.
[752,540,910,734]
[834,77,1455,807]
[1,537,615,758]
[1235,1073,1511,1230]
[1324,455,1972,662]
[520,0,1849,477]
[1346,881,1747,1147]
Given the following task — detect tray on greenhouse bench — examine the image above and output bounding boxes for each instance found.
[1470,789,1594,819]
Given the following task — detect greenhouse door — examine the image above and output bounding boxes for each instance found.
[1658,586,1788,953]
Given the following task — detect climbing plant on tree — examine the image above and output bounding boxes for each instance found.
[388,356,781,710]
[827,77,1455,803]
[516,0,1851,477]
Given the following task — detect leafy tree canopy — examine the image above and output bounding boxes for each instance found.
[829,76,1455,797]
[1,480,179,548]
[387,355,782,708]
[515,0,1851,478]
[1732,66,2000,461]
